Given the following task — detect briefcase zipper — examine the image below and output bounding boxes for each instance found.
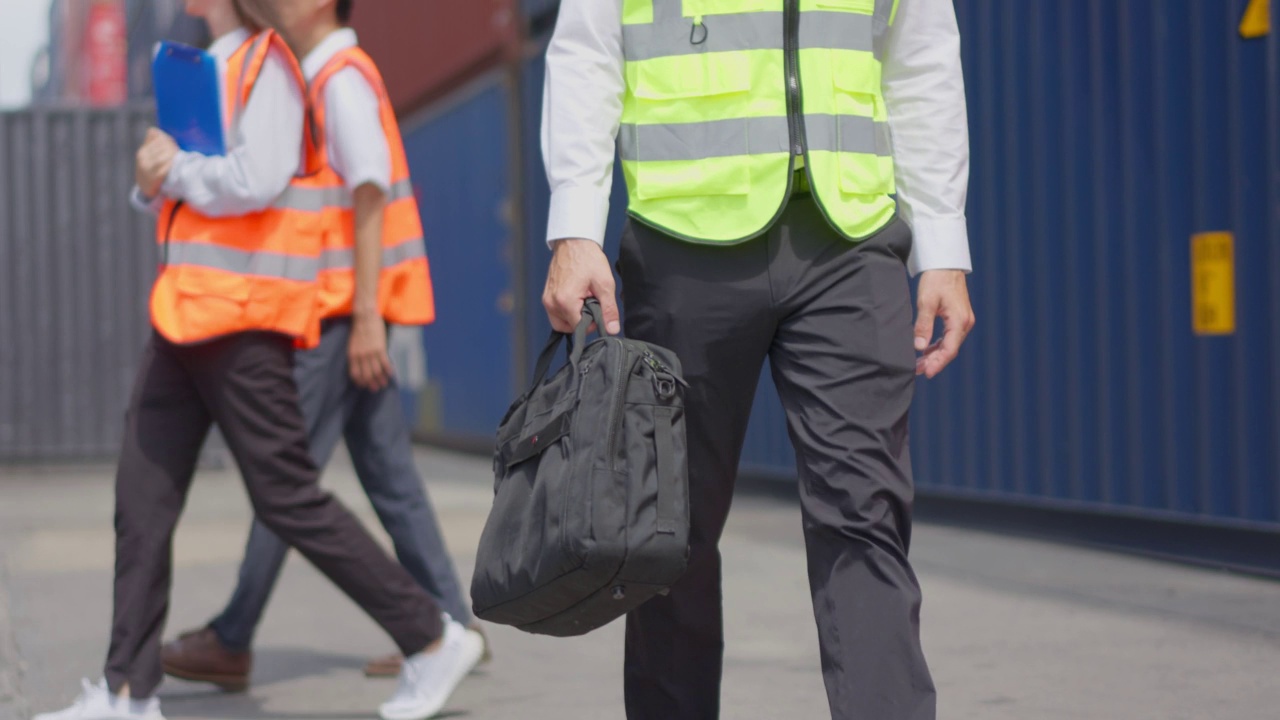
[605,344,633,470]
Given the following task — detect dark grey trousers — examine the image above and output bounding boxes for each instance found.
[106,331,442,697]
[617,197,936,720]
[208,318,472,652]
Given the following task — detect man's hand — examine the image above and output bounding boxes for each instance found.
[349,313,394,391]
[135,128,179,199]
[914,270,975,379]
[543,238,620,335]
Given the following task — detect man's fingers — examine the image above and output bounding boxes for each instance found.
[914,299,937,353]
[375,353,394,389]
[594,281,621,335]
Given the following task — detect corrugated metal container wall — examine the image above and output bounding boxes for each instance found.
[350,0,518,115]
[0,107,156,462]
[907,0,1280,529]
[518,37,630,385]
[401,76,518,444]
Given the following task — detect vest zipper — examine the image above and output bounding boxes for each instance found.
[783,0,805,160]
[161,200,185,266]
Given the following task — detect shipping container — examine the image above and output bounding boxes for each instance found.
[0,106,155,461]
[350,0,519,116]
[905,0,1280,530]
[401,74,520,447]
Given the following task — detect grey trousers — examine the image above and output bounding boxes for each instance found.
[617,197,936,720]
[209,318,471,652]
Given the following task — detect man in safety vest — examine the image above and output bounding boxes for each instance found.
[540,1,975,718]
[160,0,488,690]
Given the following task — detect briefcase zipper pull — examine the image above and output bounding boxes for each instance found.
[643,351,689,389]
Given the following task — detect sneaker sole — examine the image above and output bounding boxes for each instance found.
[378,636,485,720]
[161,663,249,693]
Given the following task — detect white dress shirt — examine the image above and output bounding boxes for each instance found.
[541,0,972,275]
[302,29,392,194]
[133,28,306,218]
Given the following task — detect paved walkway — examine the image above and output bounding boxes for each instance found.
[2,448,1279,720]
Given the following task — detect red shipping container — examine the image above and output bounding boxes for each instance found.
[351,0,518,115]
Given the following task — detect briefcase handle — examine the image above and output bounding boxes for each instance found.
[527,299,608,391]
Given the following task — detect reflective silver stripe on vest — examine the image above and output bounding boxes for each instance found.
[273,178,415,212]
[625,0,885,61]
[623,12,875,62]
[166,241,319,282]
[619,114,889,162]
[805,113,893,157]
[320,237,426,271]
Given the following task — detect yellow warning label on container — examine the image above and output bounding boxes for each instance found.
[1241,0,1271,38]
[1191,232,1236,336]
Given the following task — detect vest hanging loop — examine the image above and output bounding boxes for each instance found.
[690,17,708,45]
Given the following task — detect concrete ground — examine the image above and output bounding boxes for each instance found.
[1,448,1278,720]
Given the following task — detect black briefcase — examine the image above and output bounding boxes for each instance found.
[471,300,691,636]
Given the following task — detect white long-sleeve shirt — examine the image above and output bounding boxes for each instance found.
[541,0,972,275]
[133,28,306,217]
[301,28,392,194]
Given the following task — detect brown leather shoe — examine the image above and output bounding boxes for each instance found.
[161,627,251,692]
[363,624,493,678]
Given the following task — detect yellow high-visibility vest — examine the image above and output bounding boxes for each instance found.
[621,0,899,243]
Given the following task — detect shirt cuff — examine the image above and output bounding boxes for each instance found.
[547,186,612,248]
[159,150,195,200]
[345,174,392,195]
[905,214,973,276]
[129,186,162,215]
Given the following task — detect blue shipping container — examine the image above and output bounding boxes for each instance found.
[401,75,518,443]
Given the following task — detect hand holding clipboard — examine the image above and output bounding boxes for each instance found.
[152,41,225,156]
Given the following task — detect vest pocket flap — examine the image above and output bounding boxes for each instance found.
[501,410,574,468]
[633,54,751,101]
[831,54,882,95]
[815,0,876,13]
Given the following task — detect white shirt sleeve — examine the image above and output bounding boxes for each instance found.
[160,44,305,218]
[129,186,162,215]
[882,0,973,275]
[324,67,392,193]
[541,0,625,247]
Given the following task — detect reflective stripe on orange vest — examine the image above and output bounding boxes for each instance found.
[296,47,435,325]
[150,30,323,348]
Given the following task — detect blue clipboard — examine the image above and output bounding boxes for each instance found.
[152,41,225,156]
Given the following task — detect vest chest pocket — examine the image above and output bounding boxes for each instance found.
[629,54,753,199]
[830,54,894,196]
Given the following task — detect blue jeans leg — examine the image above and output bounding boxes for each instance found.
[345,379,473,625]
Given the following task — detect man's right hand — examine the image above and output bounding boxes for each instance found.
[542,238,621,335]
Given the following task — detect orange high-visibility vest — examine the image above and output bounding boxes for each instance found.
[150,30,323,348]
[277,46,435,325]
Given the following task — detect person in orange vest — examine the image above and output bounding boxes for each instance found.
[160,0,488,687]
[32,2,481,720]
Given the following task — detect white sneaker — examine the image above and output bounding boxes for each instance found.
[378,620,484,720]
[33,679,164,720]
